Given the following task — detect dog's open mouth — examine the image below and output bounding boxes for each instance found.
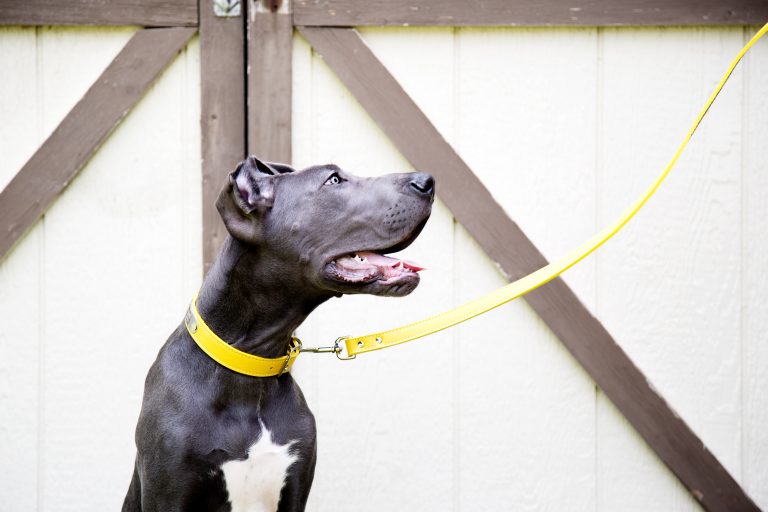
[328,251,424,284]
[323,215,430,295]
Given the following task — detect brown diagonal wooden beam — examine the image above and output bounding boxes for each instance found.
[299,27,758,512]
[247,1,292,162]
[0,0,198,27]
[200,0,246,274]
[294,0,768,27]
[0,27,196,263]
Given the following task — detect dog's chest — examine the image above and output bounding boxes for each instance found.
[220,425,298,512]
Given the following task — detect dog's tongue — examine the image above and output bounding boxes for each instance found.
[345,251,424,272]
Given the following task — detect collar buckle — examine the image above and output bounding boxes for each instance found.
[278,337,302,377]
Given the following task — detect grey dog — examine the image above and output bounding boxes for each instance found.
[122,156,434,511]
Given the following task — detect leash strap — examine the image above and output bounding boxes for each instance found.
[342,22,768,358]
[184,293,300,377]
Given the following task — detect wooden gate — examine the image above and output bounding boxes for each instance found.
[1,1,766,510]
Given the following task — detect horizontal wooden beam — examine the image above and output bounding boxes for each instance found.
[0,27,196,263]
[299,26,759,512]
[0,0,198,27]
[294,0,768,26]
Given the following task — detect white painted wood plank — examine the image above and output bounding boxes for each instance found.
[34,28,200,511]
[294,27,457,512]
[0,21,43,496]
[0,227,42,512]
[0,27,42,512]
[742,25,768,511]
[596,27,745,511]
[454,27,598,511]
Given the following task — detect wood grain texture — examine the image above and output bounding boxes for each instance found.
[299,26,759,511]
[247,7,292,162]
[200,2,245,274]
[0,27,195,264]
[294,0,768,27]
[0,0,198,27]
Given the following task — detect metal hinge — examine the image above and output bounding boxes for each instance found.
[213,0,241,17]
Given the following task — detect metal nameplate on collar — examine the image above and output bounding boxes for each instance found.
[184,305,197,333]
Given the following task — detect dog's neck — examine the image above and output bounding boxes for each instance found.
[196,236,331,358]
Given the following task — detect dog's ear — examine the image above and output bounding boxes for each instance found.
[216,157,285,243]
[232,157,277,213]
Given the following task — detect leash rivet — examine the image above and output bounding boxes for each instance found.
[376,337,383,344]
[357,341,364,348]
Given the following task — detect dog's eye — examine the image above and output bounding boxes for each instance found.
[325,173,342,186]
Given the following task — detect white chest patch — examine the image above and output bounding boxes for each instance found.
[220,425,298,512]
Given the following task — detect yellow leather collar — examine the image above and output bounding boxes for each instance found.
[184,293,300,377]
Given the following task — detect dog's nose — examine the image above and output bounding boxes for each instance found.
[409,173,435,198]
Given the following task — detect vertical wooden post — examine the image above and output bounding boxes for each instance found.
[200,0,247,274]
[247,0,293,162]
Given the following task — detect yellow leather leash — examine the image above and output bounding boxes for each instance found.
[340,22,768,358]
[187,24,767,374]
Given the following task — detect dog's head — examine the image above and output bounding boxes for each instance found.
[216,156,434,297]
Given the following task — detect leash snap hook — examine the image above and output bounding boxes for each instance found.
[299,336,356,361]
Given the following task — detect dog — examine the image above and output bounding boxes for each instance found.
[122,156,434,511]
